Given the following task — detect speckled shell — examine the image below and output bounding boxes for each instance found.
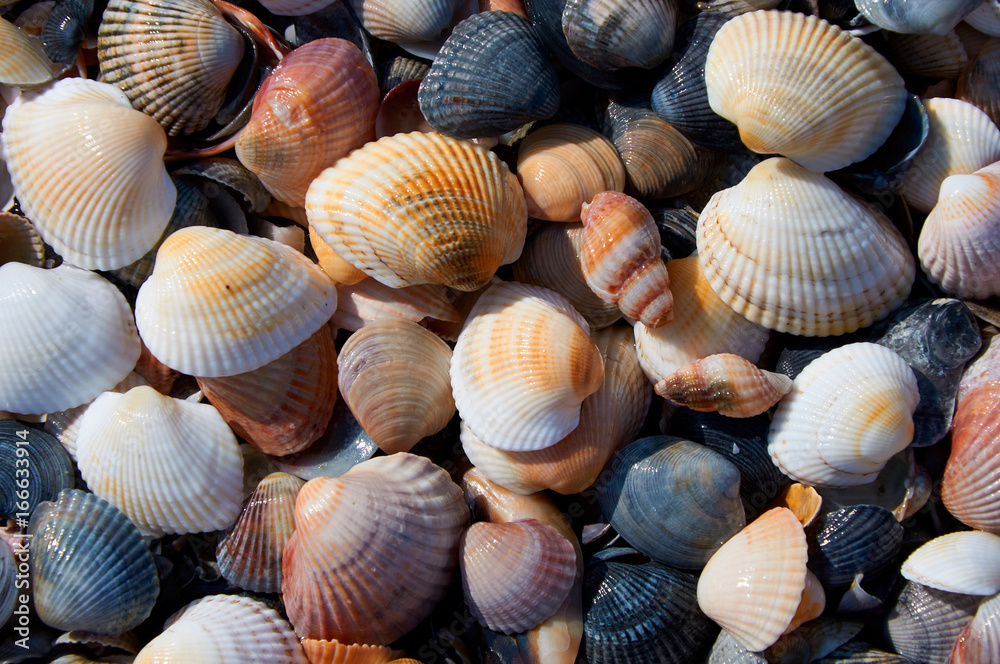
[330,279,462,333]
[236,39,379,207]
[300,639,395,664]
[902,531,1000,596]
[516,124,625,222]
[561,0,677,70]
[950,591,1000,663]
[856,0,983,34]
[135,226,337,377]
[942,381,1000,532]
[887,30,968,79]
[697,158,915,336]
[282,454,468,644]
[0,212,44,267]
[98,0,244,137]
[768,343,920,488]
[704,11,906,173]
[306,131,526,292]
[134,595,308,664]
[656,354,792,418]
[75,385,244,537]
[451,281,604,451]
[1,77,175,270]
[347,0,463,42]
[338,318,455,454]
[0,16,56,87]
[0,264,141,415]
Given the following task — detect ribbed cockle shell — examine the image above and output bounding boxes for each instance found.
[942,381,1000,532]
[0,16,57,87]
[655,353,792,418]
[561,0,677,70]
[902,531,1000,596]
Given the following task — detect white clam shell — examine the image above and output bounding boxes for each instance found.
[902,531,1000,596]
[0,16,57,87]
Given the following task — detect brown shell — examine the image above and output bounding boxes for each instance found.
[300,639,395,664]
[941,381,1000,533]
[654,353,792,418]
[0,212,44,267]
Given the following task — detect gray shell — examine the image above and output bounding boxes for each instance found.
[0,422,74,520]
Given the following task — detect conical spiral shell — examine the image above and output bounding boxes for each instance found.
[942,381,1000,532]
[902,531,1000,596]
[704,11,906,173]
[300,639,395,664]
[0,16,57,87]
[656,354,792,418]
[1,77,175,270]
[768,343,920,488]
[0,264,140,415]
[98,0,244,137]
[0,212,44,267]
[75,385,244,536]
[697,507,808,652]
[338,318,455,454]
[135,226,337,377]
[282,454,468,645]
[451,281,604,451]
[697,158,915,336]
[306,131,526,292]
[331,278,462,333]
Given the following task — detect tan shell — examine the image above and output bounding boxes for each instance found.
[516,124,625,222]
[346,0,464,43]
[0,211,44,267]
[309,226,367,285]
[765,483,822,528]
[785,570,826,634]
[655,353,792,418]
[705,11,906,173]
[300,639,395,664]
[0,16,57,87]
[942,381,1000,532]
[887,30,969,79]
[330,278,462,334]
[307,131,526,292]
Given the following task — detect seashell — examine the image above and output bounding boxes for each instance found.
[655,354,792,418]
[582,559,718,664]
[886,30,968,79]
[307,131,526,292]
[697,507,809,653]
[820,641,917,662]
[598,436,745,570]
[300,639,395,664]
[282,453,468,644]
[704,11,906,173]
[561,0,677,70]
[75,385,243,537]
[197,324,338,457]
[919,163,1000,300]
[235,39,379,207]
[959,336,1000,401]
[786,569,826,634]
[966,1,1000,36]
[0,16,57,87]
[886,581,980,664]
[511,222,621,330]
[0,422,73,519]
[417,11,560,139]
[697,158,915,336]
[579,192,672,326]
[634,255,770,384]
[450,281,604,451]
[807,506,903,590]
[42,0,95,65]
[766,483,822,528]
[309,226,367,286]
[957,38,1000,142]
[950,591,1000,663]
[768,343,920,488]
[172,157,271,213]
[338,318,455,454]
[516,123,625,222]
[818,449,931,522]
[942,381,1000,532]
[135,226,337,377]
[1,77,175,270]
[902,531,1000,596]
[696,0,781,12]
[0,263,141,415]
[134,594,308,664]
[900,97,1000,214]
[856,0,983,34]
[330,279,462,334]
[375,78,431,139]
[460,519,576,634]
[461,324,649,495]
[98,0,244,137]
[29,490,158,634]
[346,0,463,43]
[217,472,304,594]
[0,212,44,267]
[0,539,14,628]
[378,52,430,94]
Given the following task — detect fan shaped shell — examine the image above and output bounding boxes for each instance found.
[942,381,1000,532]
[902,531,1000,596]
[300,639,395,664]
[330,279,462,333]
[561,0,677,70]
[0,212,44,267]
[347,0,463,42]
[951,591,1000,663]
[886,581,980,664]
[0,16,56,87]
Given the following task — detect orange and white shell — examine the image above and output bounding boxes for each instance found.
[330,278,462,333]
[310,226,367,285]
[655,353,792,418]
[942,381,1000,533]
[1,77,175,270]
[0,16,57,87]
[281,453,468,645]
[704,11,906,173]
[697,158,914,336]
[516,124,625,222]
[135,226,337,377]
[579,191,672,327]
[450,281,604,451]
[306,131,526,292]
[236,39,379,207]
[75,385,243,537]
[768,343,920,488]
[901,531,1000,596]
[300,639,395,664]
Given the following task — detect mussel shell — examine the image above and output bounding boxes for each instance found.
[0,422,74,519]
[807,505,903,590]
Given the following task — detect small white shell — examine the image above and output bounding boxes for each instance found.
[902,531,1000,596]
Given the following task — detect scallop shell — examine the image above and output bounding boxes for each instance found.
[902,531,1000,596]
[75,385,244,537]
[134,595,308,664]
[0,421,74,519]
[957,37,1000,128]
[0,263,141,415]
[0,212,43,268]
[886,30,968,79]
[768,343,920,488]
[950,591,1000,663]
[656,354,792,418]
[942,381,1000,532]
[135,226,337,377]
[306,131,526,292]
[697,507,809,653]
[856,0,983,34]
[235,39,379,207]
[346,0,463,42]
[1,77,175,270]
[338,318,455,454]
[300,639,395,664]
[197,324,338,457]
[561,0,677,70]
[98,0,244,137]
[886,581,980,664]
[217,472,304,594]
[697,158,915,336]
[0,16,57,87]
[450,281,604,451]
[900,97,1000,214]
[330,279,462,335]
[704,11,906,173]
[516,123,625,222]
[29,490,159,634]
[282,453,468,644]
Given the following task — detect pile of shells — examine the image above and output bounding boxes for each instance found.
[2,0,1000,663]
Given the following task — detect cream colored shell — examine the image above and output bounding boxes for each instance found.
[0,16,57,87]
[901,531,1000,596]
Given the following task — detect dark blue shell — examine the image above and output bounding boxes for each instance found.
[0,421,74,520]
